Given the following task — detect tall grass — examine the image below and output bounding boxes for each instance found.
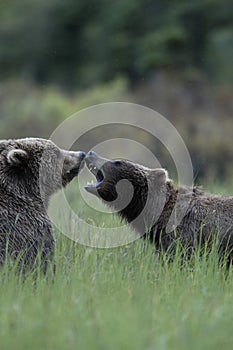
[0,183,232,350]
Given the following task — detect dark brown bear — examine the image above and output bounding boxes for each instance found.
[85,151,233,261]
[0,138,85,268]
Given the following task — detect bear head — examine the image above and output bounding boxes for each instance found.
[85,151,169,228]
[0,138,85,207]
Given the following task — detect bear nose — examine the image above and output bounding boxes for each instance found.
[87,151,97,157]
[77,151,86,160]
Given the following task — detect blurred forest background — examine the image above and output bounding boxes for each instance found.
[0,0,232,183]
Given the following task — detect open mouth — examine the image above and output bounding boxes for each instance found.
[84,151,110,194]
[85,161,105,192]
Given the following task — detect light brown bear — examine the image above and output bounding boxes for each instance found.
[0,137,85,269]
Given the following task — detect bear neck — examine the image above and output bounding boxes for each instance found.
[118,175,149,225]
[118,180,177,237]
[147,182,178,243]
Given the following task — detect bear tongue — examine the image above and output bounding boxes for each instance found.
[85,183,98,195]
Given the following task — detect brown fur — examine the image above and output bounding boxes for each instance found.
[85,152,233,261]
[0,138,85,269]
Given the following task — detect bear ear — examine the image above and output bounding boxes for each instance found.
[149,168,169,185]
[7,149,29,166]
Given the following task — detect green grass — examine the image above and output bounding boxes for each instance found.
[0,182,233,350]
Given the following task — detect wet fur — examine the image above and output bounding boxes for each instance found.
[86,155,233,262]
[0,138,84,269]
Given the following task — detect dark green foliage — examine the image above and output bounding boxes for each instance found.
[0,0,232,181]
[0,0,232,87]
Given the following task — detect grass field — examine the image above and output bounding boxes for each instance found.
[0,182,233,350]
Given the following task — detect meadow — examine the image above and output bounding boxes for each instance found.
[0,181,232,350]
[1,0,232,347]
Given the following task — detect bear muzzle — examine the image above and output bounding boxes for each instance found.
[85,151,107,194]
[62,150,86,176]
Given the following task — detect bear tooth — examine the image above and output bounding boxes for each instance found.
[87,180,94,186]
